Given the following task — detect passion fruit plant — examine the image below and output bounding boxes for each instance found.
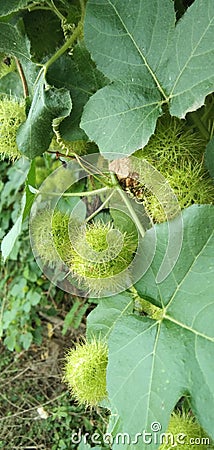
[0,0,214,449]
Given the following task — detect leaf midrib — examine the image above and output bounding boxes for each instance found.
[107,0,168,100]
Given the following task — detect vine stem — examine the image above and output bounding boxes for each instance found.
[36,186,110,197]
[190,111,210,140]
[85,190,115,223]
[44,20,83,76]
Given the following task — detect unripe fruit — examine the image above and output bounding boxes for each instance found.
[67,221,137,295]
[30,209,72,263]
[0,97,25,160]
[63,339,108,406]
[159,411,213,450]
[134,114,214,222]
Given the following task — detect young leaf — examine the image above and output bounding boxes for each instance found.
[81,0,214,158]
[106,205,214,448]
[16,75,72,159]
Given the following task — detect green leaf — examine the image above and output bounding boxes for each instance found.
[47,42,108,141]
[0,23,30,61]
[23,159,36,220]
[20,332,33,350]
[81,0,174,157]
[106,205,214,449]
[4,333,17,351]
[0,72,23,98]
[81,0,214,158]
[82,84,162,159]
[62,301,80,335]
[168,0,214,118]
[0,0,29,17]
[24,10,64,62]
[1,193,26,261]
[16,75,72,159]
[26,290,41,306]
[205,136,214,180]
[87,292,133,340]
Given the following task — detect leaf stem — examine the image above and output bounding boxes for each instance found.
[44,20,83,75]
[190,111,210,140]
[14,57,29,98]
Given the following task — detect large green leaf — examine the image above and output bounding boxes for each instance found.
[23,9,64,62]
[0,72,23,98]
[168,0,214,117]
[106,205,214,449]
[0,0,29,16]
[47,42,109,141]
[81,0,214,158]
[0,23,30,61]
[86,292,134,340]
[16,75,72,159]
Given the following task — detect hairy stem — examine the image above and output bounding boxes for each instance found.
[44,20,83,75]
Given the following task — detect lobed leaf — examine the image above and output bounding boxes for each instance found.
[106,205,214,449]
[0,23,30,62]
[81,0,214,158]
[87,292,133,340]
[168,0,214,117]
[0,0,30,16]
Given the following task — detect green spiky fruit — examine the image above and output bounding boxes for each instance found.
[159,412,213,450]
[134,114,214,222]
[0,97,25,160]
[67,221,137,294]
[30,209,72,263]
[63,339,108,406]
